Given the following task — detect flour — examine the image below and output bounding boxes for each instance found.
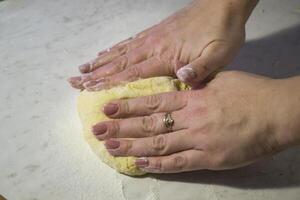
[52,95,127,200]
[146,179,160,200]
[53,93,163,200]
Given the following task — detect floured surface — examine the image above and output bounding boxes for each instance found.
[1,0,300,199]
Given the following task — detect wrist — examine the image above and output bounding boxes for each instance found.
[192,0,258,26]
[224,0,259,23]
[270,77,300,148]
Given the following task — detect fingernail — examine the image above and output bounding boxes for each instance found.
[176,65,197,82]
[81,73,92,82]
[79,63,91,73]
[135,157,149,167]
[139,167,160,173]
[92,123,107,135]
[98,50,106,56]
[68,76,81,84]
[85,78,107,91]
[68,76,85,89]
[103,103,118,115]
[105,139,120,149]
[83,80,98,88]
[83,78,105,88]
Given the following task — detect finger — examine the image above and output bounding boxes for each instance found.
[79,47,125,74]
[98,36,135,56]
[98,23,158,56]
[79,37,146,73]
[104,130,193,157]
[102,91,188,118]
[97,22,160,57]
[176,40,232,86]
[67,73,92,90]
[109,56,171,81]
[77,46,151,90]
[135,149,207,173]
[84,57,171,91]
[68,76,84,90]
[83,46,151,87]
[135,23,160,38]
[92,111,187,140]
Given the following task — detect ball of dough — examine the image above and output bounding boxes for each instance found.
[77,76,189,176]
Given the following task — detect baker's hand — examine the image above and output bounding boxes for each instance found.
[68,0,257,91]
[91,71,299,173]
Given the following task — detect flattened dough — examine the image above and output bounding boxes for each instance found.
[77,77,189,176]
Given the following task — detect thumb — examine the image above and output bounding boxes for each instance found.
[176,41,233,86]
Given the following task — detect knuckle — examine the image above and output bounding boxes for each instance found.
[173,92,188,107]
[122,140,133,155]
[141,116,156,134]
[126,65,141,80]
[119,100,130,115]
[113,55,128,71]
[172,155,187,171]
[129,37,146,49]
[107,121,120,138]
[152,135,167,152]
[145,35,161,46]
[187,90,201,99]
[113,38,131,47]
[145,95,162,111]
[152,158,163,172]
[116,44,128,55]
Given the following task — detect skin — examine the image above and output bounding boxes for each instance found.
[93,71,300,173]
[68,0,300,173]
[68,0,258,90]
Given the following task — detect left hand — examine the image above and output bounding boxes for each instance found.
[68,0,251,90]
[91,71,292,173]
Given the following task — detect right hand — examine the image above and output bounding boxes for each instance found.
[93,71,297,173]
[68,0,257,91]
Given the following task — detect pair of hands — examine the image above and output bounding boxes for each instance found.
[68,0,294,173]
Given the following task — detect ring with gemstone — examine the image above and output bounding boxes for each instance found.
[163,112,174,132]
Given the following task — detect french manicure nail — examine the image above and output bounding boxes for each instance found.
[80,73,92,82]
[139,167,160,173]
[85,78,107,91]
[83,80,98,88]
[105,139,120,149]
[176,65,197,82]
[68,76,85,89]
[87,83,105,91]
[92,123,107,135]
[98,50,107,56]
[135,157,149,167]
[103,103,118,115]
[68,76,81,84]
[79,63,91,73]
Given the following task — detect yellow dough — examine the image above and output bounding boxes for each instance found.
[77,77,190,176]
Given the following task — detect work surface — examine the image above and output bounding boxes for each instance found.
[1,0,300,199]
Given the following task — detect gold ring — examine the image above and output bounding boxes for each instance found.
[163,112,174,132]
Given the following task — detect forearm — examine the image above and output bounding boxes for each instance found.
[192,0,258,25]
[225,0,259,23]
[274,76,300,147]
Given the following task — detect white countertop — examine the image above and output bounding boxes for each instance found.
[1,0,300,199]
